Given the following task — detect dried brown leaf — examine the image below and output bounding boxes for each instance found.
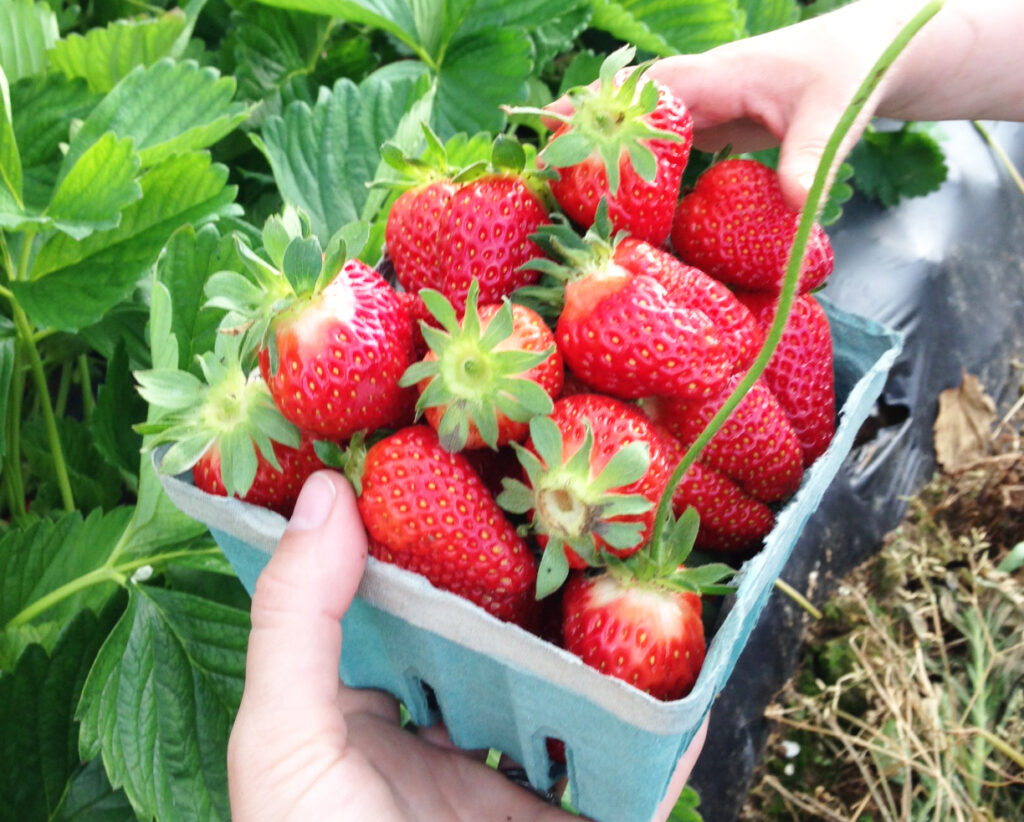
[934,371,997,473]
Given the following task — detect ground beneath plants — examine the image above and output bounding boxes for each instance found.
[740,373,1024,821]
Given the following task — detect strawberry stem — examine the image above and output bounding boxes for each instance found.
[649,0,947,549]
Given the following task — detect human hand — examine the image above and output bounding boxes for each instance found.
[227,470,707,821]
[643,0,932,211]
[547,0,1024,213]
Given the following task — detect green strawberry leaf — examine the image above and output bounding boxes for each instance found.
[77,585,249,822]
[22,417,125,513]
[9,74,101,212]
[0,509,132,634]
[90,342,147,481]
[432,26,532,136]
[52,756,135,822]
[0,0,59,83]
[13,152,240,333]
[458,0,584,37]
[0,604,123,822]
[47,11,189,93]
[44,132,142,240]
[230,4,332,107]
[849,123,948,207]
[246,0,422,60]
[738,0,799,36]
[60,59,247,174]
[253,76,399,243]
[0,66,22,208]
[667,785,703,822]
[529,1,592,76]
[589,0,744,57]
[155,224,235,372]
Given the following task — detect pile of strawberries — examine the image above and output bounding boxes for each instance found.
[141,47,836,703]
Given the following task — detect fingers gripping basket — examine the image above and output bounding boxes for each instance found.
[159,300,901,822]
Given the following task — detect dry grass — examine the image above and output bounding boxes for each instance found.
[742,388,1024,822]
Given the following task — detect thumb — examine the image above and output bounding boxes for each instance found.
[240,470,368,716]
[776,84,880,213]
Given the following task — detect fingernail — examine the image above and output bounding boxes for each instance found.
[287,472,336,532]
[796,170,816,198]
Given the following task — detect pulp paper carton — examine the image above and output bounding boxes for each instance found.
[159,299,901,822]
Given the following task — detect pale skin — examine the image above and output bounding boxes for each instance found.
[227,470,707,821]
[552,0,1024,211]
[228,2,1024,818]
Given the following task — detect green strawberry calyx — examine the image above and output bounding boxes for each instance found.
[497,414,655,599]
[506,45,682,194]
[399,279,556,451]
[606,506,735,598]
[135,333,301,498]
[515,200,626,316]
[204,214,370,374]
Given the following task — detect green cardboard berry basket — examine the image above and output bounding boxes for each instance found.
[158,298,901,822]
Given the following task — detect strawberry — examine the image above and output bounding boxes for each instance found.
[528,46,693,246]
[561,569,706,700]
[400,280,563,451]
[497,393,673,597]
[383,130,550,311]
[644,375,804,504]
[437,173,550,310]
[559,504,734,700]
[137,335,324,516]
[737,292,836,465]
[206,221,416,441]
[527,208,731,401]
[387,178,457,295]
[655,423,774,552]
[671,158,834,294]
[614,237,764,372]
[193,435,324,516]
[356,425,539,626]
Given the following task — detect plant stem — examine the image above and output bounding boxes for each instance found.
[972,120,1024,198]
[962,725,1024,769]
[650,0,947,548]
[5,546,222,628]
[3,338,27,522]
[774,577,823,620]
[9,298,75,511]
[78,353,95,419]
[16,229,34,282]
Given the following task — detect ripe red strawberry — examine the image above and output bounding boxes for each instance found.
[535,46,693,246]
[356,425,539,626]
[437,173,550,310]
[387,178,457,295]
[400,281,563,451]
[737,292,836,466]
[671,158,834,294]
[561,570,706,700]
[383,131,549,311]
[529,210,731,401]
[206,222,417,441]
[137,337,324,516]
[654,423,775,552]
[614,237,764,372]
[645,375,804,504]
[193,435,324,516]
[498,393,673,596]
[258,258,415,439]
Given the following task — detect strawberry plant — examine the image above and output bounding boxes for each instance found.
[0,0,951,820]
